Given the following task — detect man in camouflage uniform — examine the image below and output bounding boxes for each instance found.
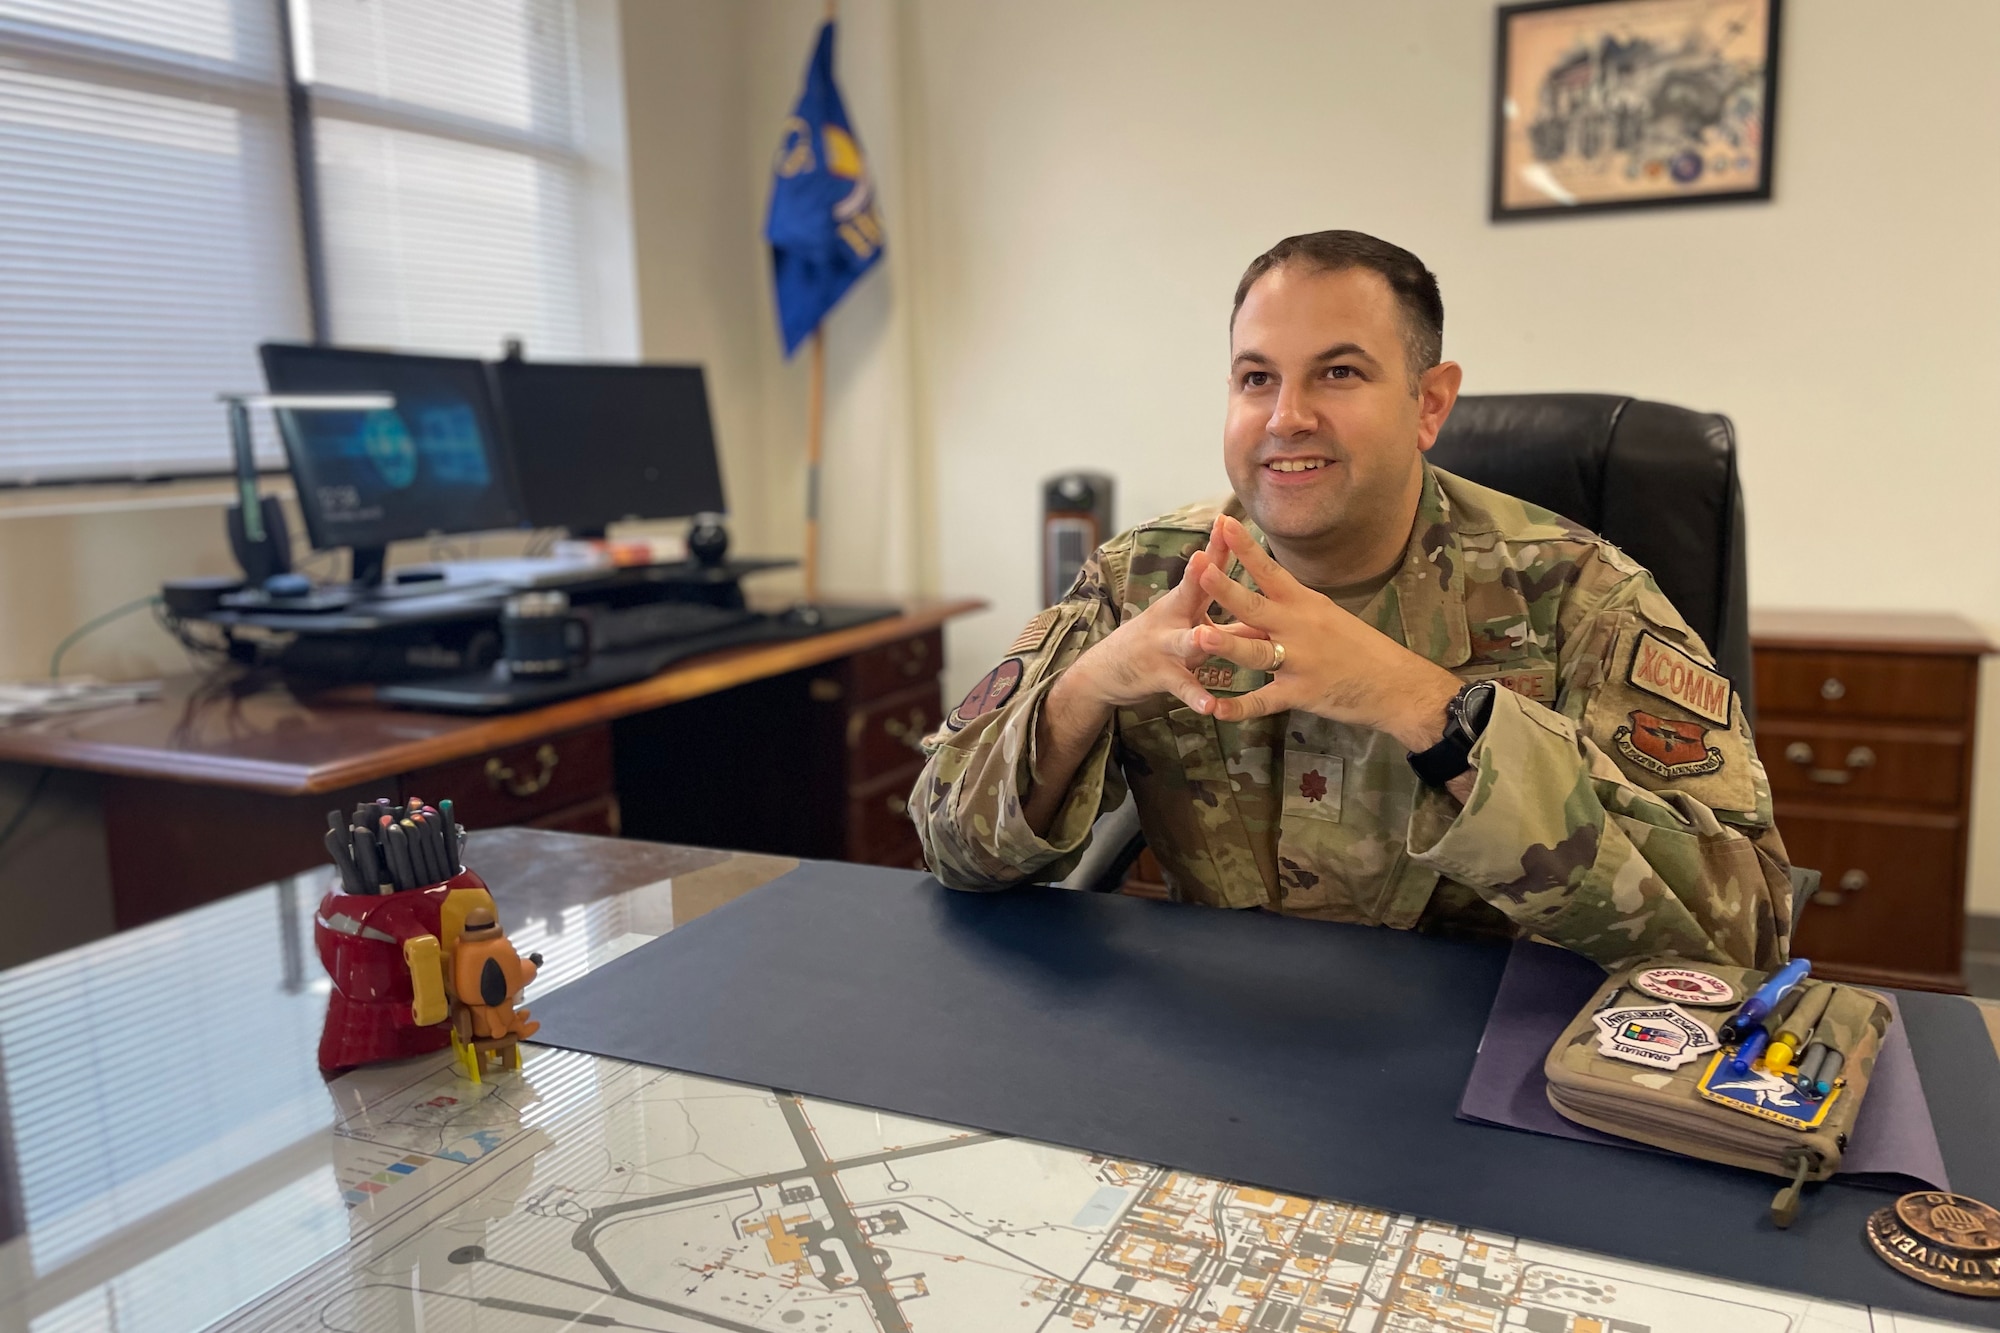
[913,230,1791,970]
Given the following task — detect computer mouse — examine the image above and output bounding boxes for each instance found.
[263,572,314,599]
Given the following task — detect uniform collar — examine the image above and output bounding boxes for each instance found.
[1392,464,1471,668]
[1224,464,1470,669]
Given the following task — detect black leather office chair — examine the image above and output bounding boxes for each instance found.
[1427,393,1753,715]
[1069,391,1760,897]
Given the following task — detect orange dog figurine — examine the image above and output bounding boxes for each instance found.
[447,904,542,1082]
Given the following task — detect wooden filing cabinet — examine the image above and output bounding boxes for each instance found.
[614,629,944,868]
[1751,610,1994,993]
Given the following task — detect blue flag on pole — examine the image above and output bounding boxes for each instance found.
[765,21,885,356]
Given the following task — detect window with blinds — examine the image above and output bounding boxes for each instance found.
[0,0,626,486]
[301,0,601,360]
[0,0,311,483]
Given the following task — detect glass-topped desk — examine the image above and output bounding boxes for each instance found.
[0,828,1987,1332]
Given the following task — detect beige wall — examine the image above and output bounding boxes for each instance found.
[619,0,929,603]
[624,0,2000,912]
[6,0,1996,917]
[865,0,2000,913]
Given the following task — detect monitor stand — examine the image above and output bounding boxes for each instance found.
[351,545,387,591]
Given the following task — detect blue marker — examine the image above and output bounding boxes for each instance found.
[1728,1027,1771,1076]
[1720,958,1811,1043]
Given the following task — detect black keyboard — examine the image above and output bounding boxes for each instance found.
[377,604,902,713]
[586,600,758,653]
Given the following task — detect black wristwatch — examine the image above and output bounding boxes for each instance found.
[1407,680,1498,787]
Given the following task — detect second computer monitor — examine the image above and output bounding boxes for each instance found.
[491,361,726,538]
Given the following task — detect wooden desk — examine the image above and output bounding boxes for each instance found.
[0,599,982,931]
[0,828,1988,1330]
[1752,608,1995,992]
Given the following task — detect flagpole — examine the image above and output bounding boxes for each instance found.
[801,0,835,608]
[804,327,824,605]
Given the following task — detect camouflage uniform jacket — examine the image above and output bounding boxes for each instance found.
[913,464,1793,970]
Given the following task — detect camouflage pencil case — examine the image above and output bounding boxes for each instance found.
[1543,958,1892,1225]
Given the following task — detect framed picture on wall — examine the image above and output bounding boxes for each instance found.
[1491,0,1781,220]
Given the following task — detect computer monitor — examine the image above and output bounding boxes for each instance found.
[490,360,727,538]
[259,343,523,578]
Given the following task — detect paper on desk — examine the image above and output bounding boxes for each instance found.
[0,677,161,723]
[1457,939,1951,1192]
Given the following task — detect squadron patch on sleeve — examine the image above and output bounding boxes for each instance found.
[1614,709,1725,778]
[946,659,1024,731]
[1627,630,1733,727]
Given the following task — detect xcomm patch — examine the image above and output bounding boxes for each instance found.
[1627,630,1732,727]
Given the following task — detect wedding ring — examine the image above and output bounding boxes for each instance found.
[1269,640,1287,671]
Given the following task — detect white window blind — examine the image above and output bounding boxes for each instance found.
[301,0,598,360]
[0,0,311,483]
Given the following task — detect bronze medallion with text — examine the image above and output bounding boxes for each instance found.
[1865,1191,2000,1297]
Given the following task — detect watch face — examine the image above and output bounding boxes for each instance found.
[1462,681,1498,736]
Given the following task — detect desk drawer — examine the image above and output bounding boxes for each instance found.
[848,682,941,784]
[1784,807,1963,978]
[1756,722,1963,809]
[850,766,923,863]
[1755,650,1974,723]
[847,631,942,703]
[403,724,615,830]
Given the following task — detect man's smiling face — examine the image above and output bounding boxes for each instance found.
[1223,263,1432,550]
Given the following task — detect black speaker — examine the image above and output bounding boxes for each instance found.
[1042,473,1113,605]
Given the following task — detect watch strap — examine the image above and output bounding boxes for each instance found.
[1407,681,1495,788]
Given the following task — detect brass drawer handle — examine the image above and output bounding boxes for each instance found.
[899,638,931,677]
[485,743,559,798]
[1786,742,1873,783]
[882,709,931,752]
[1820,677,1846,701]
[1811,869,1869,909]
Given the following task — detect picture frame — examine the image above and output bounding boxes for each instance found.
[1490,0,1782,221]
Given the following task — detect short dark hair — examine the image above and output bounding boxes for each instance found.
[1231,230,1444,390]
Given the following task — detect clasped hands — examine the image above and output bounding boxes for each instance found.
[1065,515,1462,753]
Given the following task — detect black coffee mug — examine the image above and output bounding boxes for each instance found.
[502,591,591,679]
